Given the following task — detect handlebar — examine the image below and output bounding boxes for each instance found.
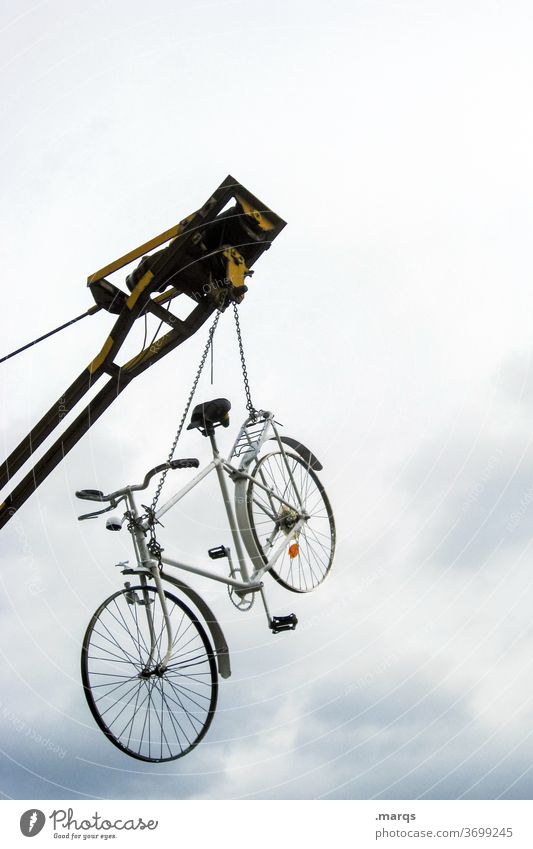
[76,458,199,504]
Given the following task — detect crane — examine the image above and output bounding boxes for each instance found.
[0,175,285,530]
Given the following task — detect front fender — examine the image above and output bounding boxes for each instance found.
[160,572,231,679]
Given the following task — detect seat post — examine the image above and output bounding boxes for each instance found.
[208,431,219,457]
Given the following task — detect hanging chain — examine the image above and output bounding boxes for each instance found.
[146,297,257,560]
[232,302,258,421]
[149,308,222,518]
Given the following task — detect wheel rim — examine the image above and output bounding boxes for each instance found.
[247,451,335,593]
[81,586,218,762]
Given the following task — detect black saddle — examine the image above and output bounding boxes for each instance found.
[187,398,231,435]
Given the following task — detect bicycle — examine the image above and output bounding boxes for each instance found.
[77,399,335,762]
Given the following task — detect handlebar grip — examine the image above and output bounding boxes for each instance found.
[76,489,105,501]
[170,458,199,470]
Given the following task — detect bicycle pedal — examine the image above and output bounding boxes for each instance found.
[270,614,298,634]
[208,545,229,560]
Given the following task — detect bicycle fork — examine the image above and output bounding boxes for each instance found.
[127,493,175,675]
[138,567,174,674]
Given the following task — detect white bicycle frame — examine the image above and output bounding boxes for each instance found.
[122,413,307,670]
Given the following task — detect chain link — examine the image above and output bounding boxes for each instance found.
[150,309,222,515]
[233,302,257,421]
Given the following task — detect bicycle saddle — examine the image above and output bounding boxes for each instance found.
[187,398,231,434]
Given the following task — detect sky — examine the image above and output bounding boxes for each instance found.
[2,0,533,800]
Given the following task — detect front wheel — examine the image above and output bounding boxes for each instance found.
[246,451,336,593]
[81,585,218,762]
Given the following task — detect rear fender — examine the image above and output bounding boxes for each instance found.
[270,436,323,471]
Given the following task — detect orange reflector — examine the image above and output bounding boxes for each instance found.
[288,543,299,559]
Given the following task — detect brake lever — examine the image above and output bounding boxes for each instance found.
[78,502,117,521]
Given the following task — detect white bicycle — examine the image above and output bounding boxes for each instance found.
[77,400,335,762]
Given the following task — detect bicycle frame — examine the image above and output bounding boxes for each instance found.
[121,413,307,671]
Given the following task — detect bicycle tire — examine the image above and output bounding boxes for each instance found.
[81,585,218,762]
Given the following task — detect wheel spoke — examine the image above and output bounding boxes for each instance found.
[91,621,143,668]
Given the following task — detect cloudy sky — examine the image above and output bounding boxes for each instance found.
[2,0,533,800]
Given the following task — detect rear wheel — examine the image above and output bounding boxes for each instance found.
[81,585,218,762]
[246,451,335,593]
